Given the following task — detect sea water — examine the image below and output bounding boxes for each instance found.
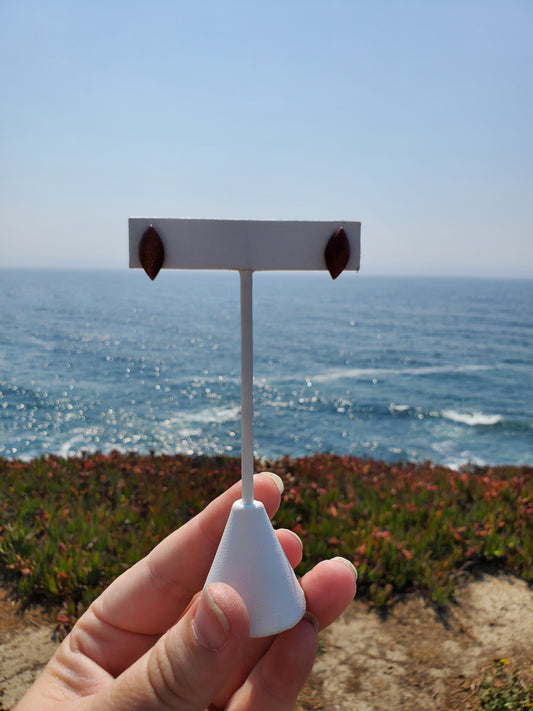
[1,269,532,469]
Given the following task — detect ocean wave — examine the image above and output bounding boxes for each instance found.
[441,410,503,427]
[431,439,488,471]
[161,405,240,429]
[187,405,241,424]
[386,404,504,428]
[310,364,492,384]
[388,403,410,414]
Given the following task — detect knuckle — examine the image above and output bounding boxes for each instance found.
[146,635,196,709]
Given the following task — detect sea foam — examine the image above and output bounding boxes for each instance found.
[442,410,502,427]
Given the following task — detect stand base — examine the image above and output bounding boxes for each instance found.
[205,499,306,638]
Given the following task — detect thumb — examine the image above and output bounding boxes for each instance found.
[94,583,250,711]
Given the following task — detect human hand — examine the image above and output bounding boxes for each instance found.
[15,472,357,711]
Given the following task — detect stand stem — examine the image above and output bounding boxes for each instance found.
[240,270,254,505]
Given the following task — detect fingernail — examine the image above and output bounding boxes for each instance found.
[193,586,230,650]
[303,611,320,635]
[332,557,358,582]
[257,471,284,494]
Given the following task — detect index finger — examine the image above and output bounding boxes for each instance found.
[91,472,283,634]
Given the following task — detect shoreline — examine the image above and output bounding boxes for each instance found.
[1,448,532,471]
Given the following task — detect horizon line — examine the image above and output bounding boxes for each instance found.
[1,265,532,281]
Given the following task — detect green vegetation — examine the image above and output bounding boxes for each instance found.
[1,452,532,627]
[477,659,533,710]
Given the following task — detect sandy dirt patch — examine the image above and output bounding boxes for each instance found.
[1,573,532,710]
[298,572,533,710]
[0,587,58,711]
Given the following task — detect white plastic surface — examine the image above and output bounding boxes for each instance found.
[129,218,360,271]
[205,500,306,638]
[239,271,254,505]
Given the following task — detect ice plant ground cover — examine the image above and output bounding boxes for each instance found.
[0,452,531,630]
[476,659,533,710]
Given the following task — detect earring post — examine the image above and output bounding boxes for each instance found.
[240,269,254,505]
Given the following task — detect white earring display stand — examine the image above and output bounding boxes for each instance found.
[206,498,306,637]
[129,218,361,637]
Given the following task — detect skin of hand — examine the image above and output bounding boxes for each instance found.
[15,472,357,711]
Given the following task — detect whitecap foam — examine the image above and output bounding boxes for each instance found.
[161,405,240,430]
[389,403,410,413]
[311,364,492,384]
[58,426,103,458]
[442,410,502,427]
[187,405,241,424]
[431,439,487,470]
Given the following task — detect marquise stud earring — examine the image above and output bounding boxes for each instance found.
[139,225,165,280]
[324,226,350,279]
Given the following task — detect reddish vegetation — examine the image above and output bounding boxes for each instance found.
[1,452,531,630]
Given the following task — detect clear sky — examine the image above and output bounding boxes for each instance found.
[1,0,532,277]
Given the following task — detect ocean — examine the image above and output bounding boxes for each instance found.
[1,269,532,469]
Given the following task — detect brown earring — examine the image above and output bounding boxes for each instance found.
[324,227,350,279]
[139,225,165,280]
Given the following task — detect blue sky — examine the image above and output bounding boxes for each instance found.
[1,0,532,276]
